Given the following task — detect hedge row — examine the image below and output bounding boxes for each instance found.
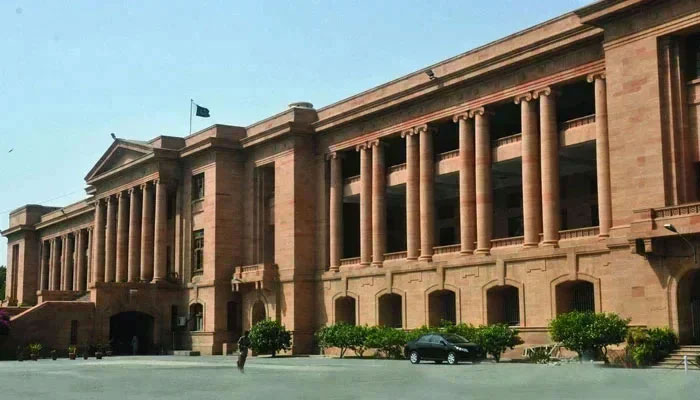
[315,321,522,362]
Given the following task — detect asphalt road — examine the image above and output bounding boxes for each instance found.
[0,356,698,400]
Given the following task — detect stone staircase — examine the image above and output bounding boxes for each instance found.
[654,346,700,370]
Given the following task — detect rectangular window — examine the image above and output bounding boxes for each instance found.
[506,193,521,209]
[507,216,523,237]
[192,173,205,201]
[192,230,204,274]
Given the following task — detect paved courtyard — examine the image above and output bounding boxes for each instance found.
[0,356,698,400]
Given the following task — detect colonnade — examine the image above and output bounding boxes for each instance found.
[91,179,168,284]
[329,74,611,270]
[39,227,91,291]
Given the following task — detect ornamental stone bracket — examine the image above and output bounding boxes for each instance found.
[231,263,278,292]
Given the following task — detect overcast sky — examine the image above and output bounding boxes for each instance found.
[0,0,591,264]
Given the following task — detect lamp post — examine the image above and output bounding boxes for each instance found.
[664,224,698,264]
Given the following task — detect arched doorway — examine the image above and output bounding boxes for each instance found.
[335,296,356,325]
[486,285,520,326]
[109,312,154,355]
[677,270,700,344]
[378,293,402,328]
[555,280,594,315]
[252,301,266,327]
[428,290,456,327]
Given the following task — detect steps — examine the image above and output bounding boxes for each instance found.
[653,346,700,370]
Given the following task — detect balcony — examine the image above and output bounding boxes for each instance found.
[231,263,277,292]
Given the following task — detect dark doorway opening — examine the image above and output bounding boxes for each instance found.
[109,311,154,355]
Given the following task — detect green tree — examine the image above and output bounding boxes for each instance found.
[549,311,629,363]
[0,265,5,301]
[249,320,291,357]
[474,324,522,362]
[365,326,407,359]
[315,323,361,358]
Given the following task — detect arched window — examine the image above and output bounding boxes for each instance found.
[189,303,203,331]
[677,270,700,344]
[486,285,520,326]
[428,290,456,327]
[335,296,356,325]
[555,280,594,315]
[252,301,266,326]
[378,293,402,328]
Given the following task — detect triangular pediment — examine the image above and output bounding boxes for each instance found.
[85,139,153,182]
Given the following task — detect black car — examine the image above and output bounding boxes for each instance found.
[404,333,482,365]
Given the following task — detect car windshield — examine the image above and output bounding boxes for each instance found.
[442,334,469,343]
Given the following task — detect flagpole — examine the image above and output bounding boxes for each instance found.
[189,99,193,135]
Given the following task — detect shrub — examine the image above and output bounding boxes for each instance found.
[28,343,42,355]
[626,327,678,367]
[365,326,407,359]
[440,321,479,342]
[474,324,522,362]
[316,323,359,358]
[525,347,551,364]
[68,345,77,354]
[249,319,292,357]
[348,325,370,358]
[550,311,629,363]
[405,325,432,343]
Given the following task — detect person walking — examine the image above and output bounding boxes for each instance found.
[131,336,139,356]
[237,331,251,373]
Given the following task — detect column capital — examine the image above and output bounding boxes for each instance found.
[533,87,555,99]
[368,139,388,148]
[326,151,343,161]
[452,112,470,123]
[355,142,370,151]
[414,124,437,135]
[514,92,534,104]
[587,72,606,82]
[116,191,127,199]
[140,181,151,190]
[400,128,417,138]
[469,107,493,118]
[127,186,139,195]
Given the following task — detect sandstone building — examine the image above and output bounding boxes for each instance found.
[3,0,700,355]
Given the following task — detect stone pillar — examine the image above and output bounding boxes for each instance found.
[517,93,542,248]
[59,235,67,290]
[588,73,612,238]
[64,233,74,291]
[329,153,343,271]
[417,125,435,261]
[86,228,93,287]
[358,143,372,266]
[39,241,49,290]
[128,187,142,282]
[92,199,106,284]
[371,140,386,266]
[115,191,129,282]
[76,230,87,291]
[535,88,559,247]
[473,108,493,255]
[455,113,476,254]
[153,180,168,282]
[105,196,117,282]
[140,182,155,282]
[49,238,58,290]
[402,129,420,260]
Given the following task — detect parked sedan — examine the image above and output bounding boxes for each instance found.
[404,333,482,365]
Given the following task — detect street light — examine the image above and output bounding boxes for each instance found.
[664,223,697,264]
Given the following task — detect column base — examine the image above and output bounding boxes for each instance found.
[540,240,559,248]
[406,256,418,261]
[474,249,491,256]
[598,234,610,240]
[522,243,539,249]
[418,255,433,262]
[329,265,340,272]
[360,262,371,267]
[460,250,474,255]
[371,261,384,268]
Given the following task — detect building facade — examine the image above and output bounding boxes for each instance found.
[3,0,700,355]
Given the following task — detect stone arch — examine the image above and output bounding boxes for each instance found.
[100,301,163,346]
[670,266,700,344]
[251,301,266,326]
[189,303,204,331]
[375,288,406,328]
[332,291,359,325]
[424,284,461,327]
[482,279,525,327]
[549,273,602,318]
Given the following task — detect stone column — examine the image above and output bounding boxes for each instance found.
[329,153,343,271]
[128,187,142,282]
[76,229,87,291]
[115,191,129,282]
[86,228,93,288]
[60,235,68,290]
[473,108,493,255]
[39,241,48,290]
[402,129,420,260]
[64,233,74,291]
[153,179,168,282]
[92,199,106,284]
[371,140,386,267]
[588,73,612,238]
[105,196,117,282]
[455,113,476,254]
[535,88,560,247]
[49,238,58,290]
[517,93,542,248]
[357,143,372,266]
[140,182,155,282]
[417,125,435,261]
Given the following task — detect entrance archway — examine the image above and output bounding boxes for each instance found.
[109,312,154,355]
[555,280,595,315]
[486,285,520,326]
[252,301,266,326]
[428,290,456,327]
[677,270,700,344]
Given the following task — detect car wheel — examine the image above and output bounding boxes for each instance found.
[409,351,421,364]
[447,352,457,365]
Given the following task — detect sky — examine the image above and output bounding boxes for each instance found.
[0,0,591,264]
